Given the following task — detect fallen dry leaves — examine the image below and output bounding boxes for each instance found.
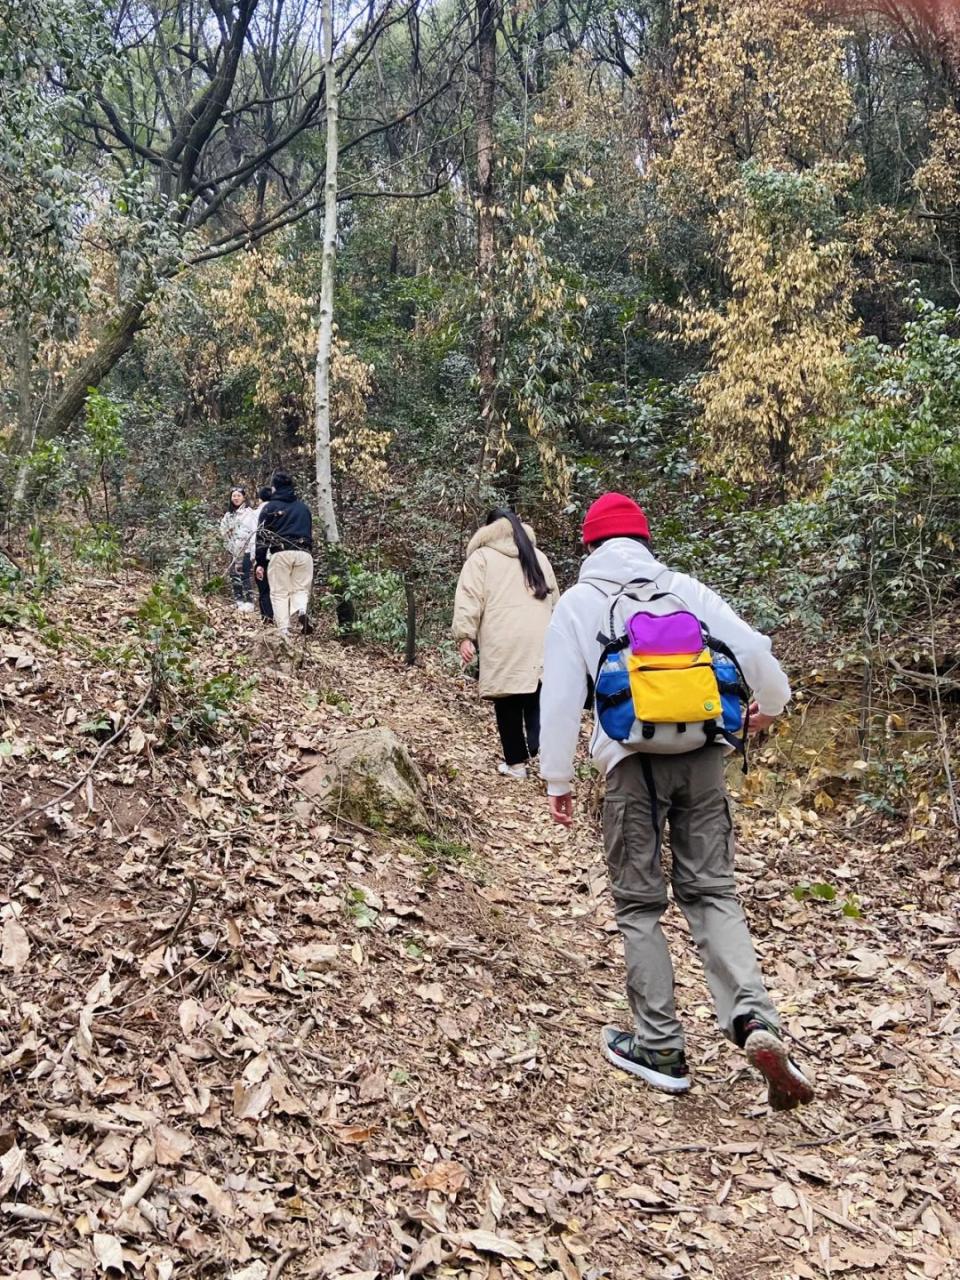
[0,571,957,1279]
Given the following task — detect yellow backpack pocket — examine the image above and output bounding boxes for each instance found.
[626,649,722,724]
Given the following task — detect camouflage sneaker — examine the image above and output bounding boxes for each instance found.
[600,1026,691,1093]
[739,1016,815,1111]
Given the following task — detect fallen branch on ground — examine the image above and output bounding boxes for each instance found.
[165,878,199,947]
[888,657,960,693]
[0,687,151,839]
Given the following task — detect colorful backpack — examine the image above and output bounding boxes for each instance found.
[592,577,751,760]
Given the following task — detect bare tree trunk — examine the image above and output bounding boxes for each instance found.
[15,320,32,451]
[11,319,35,509]
[536,0,547,94]
[919,544,960,830]
[314,0,341,547]
[403,572,417,665]
[40,296,147,441]
[476,0,500,475]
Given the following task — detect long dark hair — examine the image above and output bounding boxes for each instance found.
[486,508,549,600]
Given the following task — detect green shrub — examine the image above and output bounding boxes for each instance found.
[326,560,408,650]
[138,573,255,740]
[820,294,960,629]
[0,535,63,642]
[69,522,123,569]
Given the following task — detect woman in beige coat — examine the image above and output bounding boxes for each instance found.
[452,509,559,778]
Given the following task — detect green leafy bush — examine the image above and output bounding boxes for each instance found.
[25,440,68,508]
[80,388,126,521]
[68,522,123,569]
[821,294,960,628]
[325,560,409,650]
[138,573,255,740]
[610,297,960,638]
[0,535,63,640]
[793,881,863,918]
[138,498,216,575]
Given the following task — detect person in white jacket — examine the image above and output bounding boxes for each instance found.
[219,487,258,612]
[541,492,814,1111]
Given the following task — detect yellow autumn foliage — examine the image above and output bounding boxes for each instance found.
[657,0,859,489]
[664,0,851,204]
[915,107,960,213]
[674,198,856,488]
[488,174,600,504]
[182,247,389,492]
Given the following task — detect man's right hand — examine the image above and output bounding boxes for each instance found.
[747,702,776,734]
[458,639,477,666]
[255,565,265,581]
[549,793,574,827]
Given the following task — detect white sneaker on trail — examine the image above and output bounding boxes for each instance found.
[238,601,255,612]
[600,1026,691,1093]
[497,762,528,779]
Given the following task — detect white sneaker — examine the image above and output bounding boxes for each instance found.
[239,601,255,613]
[497,763,528,779]
[600,1026,691,1093]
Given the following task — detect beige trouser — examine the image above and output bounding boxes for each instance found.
[603,746,779,1052]
[267,549,313,635]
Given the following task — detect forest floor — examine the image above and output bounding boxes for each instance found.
[1,571,958,1280]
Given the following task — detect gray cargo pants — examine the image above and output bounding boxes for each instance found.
[603,747,779,1052]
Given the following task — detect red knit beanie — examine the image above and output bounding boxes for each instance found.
[582,492,650,545]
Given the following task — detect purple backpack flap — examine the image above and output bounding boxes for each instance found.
[627,609,705,656]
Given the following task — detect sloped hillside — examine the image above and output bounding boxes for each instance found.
[1,574,958,1280]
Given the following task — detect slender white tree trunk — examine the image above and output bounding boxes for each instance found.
[314,0,341,544]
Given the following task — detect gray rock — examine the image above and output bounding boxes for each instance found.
[296,726,429,832]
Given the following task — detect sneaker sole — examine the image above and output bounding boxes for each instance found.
[745,1030,815,1109]
[600,1027,690,1094]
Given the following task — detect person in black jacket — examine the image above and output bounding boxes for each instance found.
[255,472,314,637]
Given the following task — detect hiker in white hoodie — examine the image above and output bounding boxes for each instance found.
[219,487,257,612]
[540,492,814,1111]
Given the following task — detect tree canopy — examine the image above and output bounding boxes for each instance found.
[2,0,959,647]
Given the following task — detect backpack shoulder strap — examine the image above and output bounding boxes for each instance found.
[595,575,664,646]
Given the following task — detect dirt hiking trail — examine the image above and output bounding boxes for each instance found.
[1,575,958,1280]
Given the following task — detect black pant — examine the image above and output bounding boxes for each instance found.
[256,567,273,620]
[493,686,541,766]
[230,553,252,603]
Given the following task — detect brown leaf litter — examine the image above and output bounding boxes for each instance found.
[0,571,958,1279]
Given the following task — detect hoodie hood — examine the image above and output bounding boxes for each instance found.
[578,537,666,589]
[466,517,537,559]
[272,480,297,502]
